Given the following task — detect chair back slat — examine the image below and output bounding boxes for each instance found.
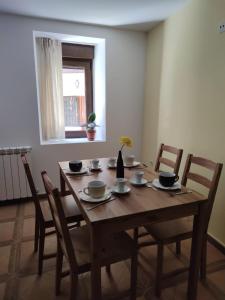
[191,156,217,171]
[21,154,43,219]
[187,172,212,189]
[155,143,183,175]
[162,144,181,155]
[41,171,78,271]
[181,154,223,230]
[159,157,176,169]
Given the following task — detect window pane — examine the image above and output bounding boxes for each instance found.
[62,68,86,128]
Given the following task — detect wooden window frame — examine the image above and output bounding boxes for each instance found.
[62,44,94,139]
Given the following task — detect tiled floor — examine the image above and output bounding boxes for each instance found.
[0,201,225,300]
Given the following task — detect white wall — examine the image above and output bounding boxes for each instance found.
[0,13,146,192]
[142,0,225,245]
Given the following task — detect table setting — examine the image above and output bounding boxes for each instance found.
[62,136,193,211]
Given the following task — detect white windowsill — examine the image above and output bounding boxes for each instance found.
[41,138,105,145]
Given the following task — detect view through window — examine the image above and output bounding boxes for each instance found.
[62,43,94,138]
[63,68,86,130]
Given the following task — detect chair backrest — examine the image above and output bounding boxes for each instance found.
[21,154,43,219]
[155,143,183,175]
[181,154,223,229]
[41,171,78,272]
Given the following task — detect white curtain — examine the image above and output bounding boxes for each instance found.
[36,38,65,140]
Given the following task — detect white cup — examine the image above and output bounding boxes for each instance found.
[92,159,99,169]
[116,178,127,193]
[125,155,135,166]
[108,157,116,167]
[135,171,144,184]
[83,180,106,198]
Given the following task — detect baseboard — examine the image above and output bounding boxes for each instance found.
[207,234,225,256]
[0,194,46,206]
[0,191,71,206]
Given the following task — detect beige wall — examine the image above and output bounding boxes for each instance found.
[142,0,225,245]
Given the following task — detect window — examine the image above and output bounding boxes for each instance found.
[62,43,94,138]
[34,31,106,144]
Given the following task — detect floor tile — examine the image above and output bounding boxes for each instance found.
[1,203,225,300]
[0,245,11,275]
[0,282,6,299]
[0,221,15,242]
[18,270,87,300]
[19,235,57,275]
[22,218,35,239]
[24,202,35,217]
[0,205,17,221]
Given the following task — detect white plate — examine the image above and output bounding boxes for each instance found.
[79,191,112,203]
[107,163,117,169]
[129,178,148,186]
[152,178,181,190]
[124,161,140,168]
[65,167,88,175]
[111,186,131,194]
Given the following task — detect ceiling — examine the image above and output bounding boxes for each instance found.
[0,0,188,31]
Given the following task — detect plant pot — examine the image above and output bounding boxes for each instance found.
[86,129,96,141]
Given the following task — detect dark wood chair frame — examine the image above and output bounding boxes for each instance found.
[155,143,183,175]
[21,154,83,275]
[42,170,138,300]
[139,154,223,297]
[137,143,183,242]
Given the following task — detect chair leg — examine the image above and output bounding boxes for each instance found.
[70,273,78,300]
[56,239,63,295]
[34,215,39,253]
[106,265,111,273]
[38,226,45,275]
[130,227,138,300]
[176,240,181,256]
[200,237,207,280]
[130,251,138,300]
[155,243,164,298]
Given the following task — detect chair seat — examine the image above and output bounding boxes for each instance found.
[69,225,134,268]
[144,216,193,242]
[40,195,83,224]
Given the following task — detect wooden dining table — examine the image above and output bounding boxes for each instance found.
[59,158,208,300]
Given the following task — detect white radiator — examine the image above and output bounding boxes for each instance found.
[0,146,32,202]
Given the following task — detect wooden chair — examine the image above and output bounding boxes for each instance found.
[139,154,223,297]
[155,143,183,175]
[41,170,138,300]
[21,154,84,275]
[137,143,183,241]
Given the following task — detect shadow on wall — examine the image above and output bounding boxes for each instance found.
[142,22,165,165]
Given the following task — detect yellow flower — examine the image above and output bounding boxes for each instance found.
[120,136,133,148]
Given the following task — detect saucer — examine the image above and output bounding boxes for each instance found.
[107,163,116,169]
[152,178,181,190]
[65,167,88,175]
[129,178,148,186]
[90,165,102,171]
[124,161,140,168]
[111,186,131,194]
[79,190,112,203]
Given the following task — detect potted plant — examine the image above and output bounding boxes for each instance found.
[83,112,99,141]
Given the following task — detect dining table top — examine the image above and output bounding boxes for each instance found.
[58,158,207,226]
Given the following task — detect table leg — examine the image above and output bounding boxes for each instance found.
[60,169,66,196]
[91,227,102,300]
[187,202,207,300]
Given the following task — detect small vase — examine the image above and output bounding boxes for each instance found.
[116,150,124,178]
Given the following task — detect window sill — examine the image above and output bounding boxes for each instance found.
[41,138,106,145]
